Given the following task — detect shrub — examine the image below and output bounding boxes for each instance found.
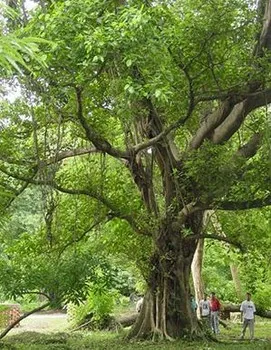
[67,290,119,330]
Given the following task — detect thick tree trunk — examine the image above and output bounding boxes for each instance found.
[128,223,204,340]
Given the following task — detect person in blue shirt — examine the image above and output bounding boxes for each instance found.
[190,294,198,313]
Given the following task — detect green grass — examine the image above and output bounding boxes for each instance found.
[0,321,270,350]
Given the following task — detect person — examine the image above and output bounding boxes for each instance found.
[199,294,211,323]
[210,292,221,334]
[240,292,256,341]
[190,294,198,313]
[136,296,144,313]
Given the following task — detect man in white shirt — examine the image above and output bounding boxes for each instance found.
[240,292,256,340]
[199,294,211,328]
[199,294,210,318]
[136,296,144,313]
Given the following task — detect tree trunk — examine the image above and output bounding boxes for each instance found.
[128,223,204,340]
[223,304,271,319]
[191,210,212,317]
[230,265,243,301]
[191,238,205,318]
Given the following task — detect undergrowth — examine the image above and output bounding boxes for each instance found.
[0,322,270,350]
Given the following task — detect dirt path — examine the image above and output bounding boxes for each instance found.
[7,312,69,335]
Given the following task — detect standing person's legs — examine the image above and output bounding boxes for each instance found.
[240,319,249,338]
[214,311,219,334]
[248,319,254,340]
[211,311,219,334]
[210,312,215,332]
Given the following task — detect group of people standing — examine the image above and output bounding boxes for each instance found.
[192,292,256,340]
[190,292,221,334]
[136,292,256,340]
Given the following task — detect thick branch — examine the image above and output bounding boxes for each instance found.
[210,0,271,144]
[211,89,271,143]
[189,0,271,150]
[112,306,271,330]
[185,233,243,250]
[188,98,235,150]
[75,87,129,159]
[47,147,100,165]
[235,132,263,158]
[254,0,271,56]
[177,202,205,223]
[189,89,271,150]
[131,75,195,155]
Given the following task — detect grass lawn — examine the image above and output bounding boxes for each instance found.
[0,321,270,350]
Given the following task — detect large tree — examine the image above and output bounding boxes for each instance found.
[0,0,271,340]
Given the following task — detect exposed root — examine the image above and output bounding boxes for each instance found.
[161,278,175,342]
[151,328,164,342]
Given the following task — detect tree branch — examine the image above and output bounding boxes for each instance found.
[185,233,243,250]
[53,183,149,235]
[223,303,271,318]
[211,89,271,144]
[46,147,100,165]
[216,195,271,210]
[58,216,112,256]
[1,168,38,209]
[131,99,195,155]
[0,166,150,236]
[189,0,271,150]
[177,201,206,223]
[75,87,129,159]
[188,97,235,150]
[254,0,271,56]
[189,88,271,150]
[235,132,263,158]
[0,302,50,340]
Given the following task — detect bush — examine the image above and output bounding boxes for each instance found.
[67,290,119,330]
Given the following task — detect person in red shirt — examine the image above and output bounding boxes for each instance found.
[210,292,221,334]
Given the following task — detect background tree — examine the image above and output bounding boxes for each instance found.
[0,0,270,340]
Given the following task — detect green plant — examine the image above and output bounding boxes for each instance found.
[68,289,118,330]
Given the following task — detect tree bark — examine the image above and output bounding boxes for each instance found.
[118,305,271,329]
[223,304,271,319]
[117,313,139,328]
[128,219,205,340]
[230,265,243,301]
[191,238,205,318]
[191,210,212,316]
